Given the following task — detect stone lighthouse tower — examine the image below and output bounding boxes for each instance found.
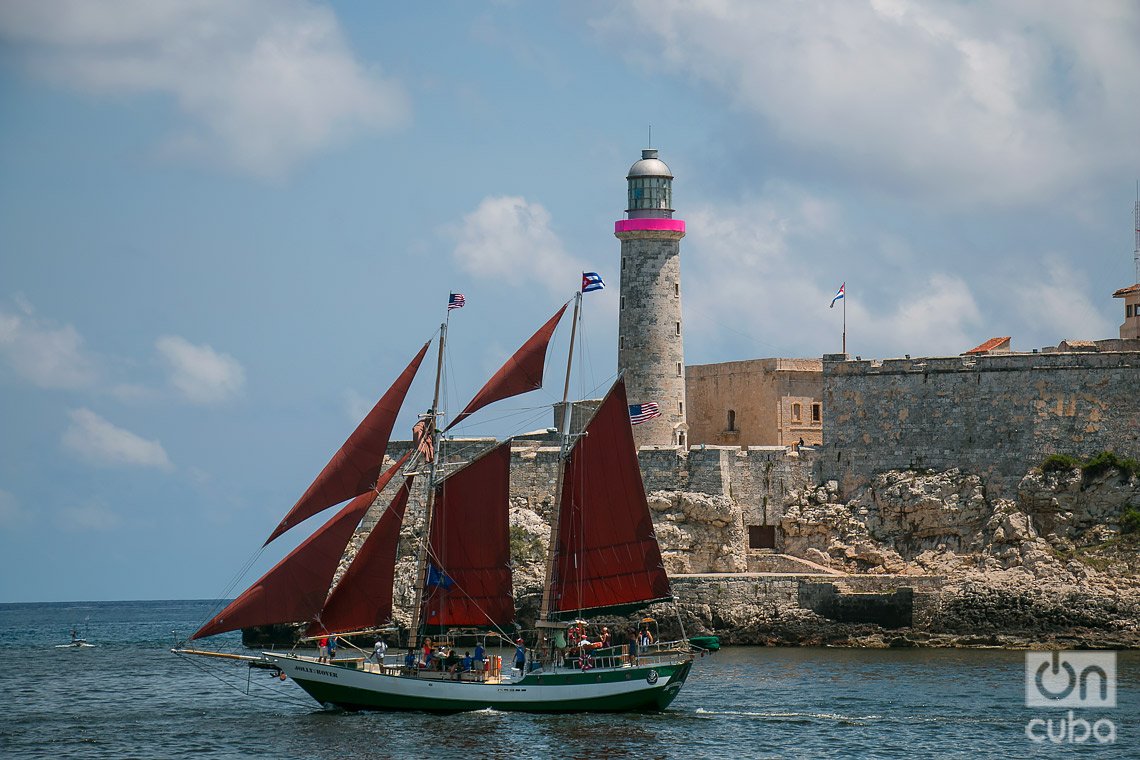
[615,148,688,448]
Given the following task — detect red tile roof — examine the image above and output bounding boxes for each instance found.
[1113,283,1140,297]
[965,336,1011,354]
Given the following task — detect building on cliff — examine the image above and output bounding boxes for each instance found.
[685,358,823,448]
[1115,283,1140,340]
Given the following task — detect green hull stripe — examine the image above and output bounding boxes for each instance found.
[287,662,692,713]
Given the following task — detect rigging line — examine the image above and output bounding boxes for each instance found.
[172,651,314,708]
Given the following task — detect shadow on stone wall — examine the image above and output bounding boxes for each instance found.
[798,582,914,629]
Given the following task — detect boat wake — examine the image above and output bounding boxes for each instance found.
[693,708,877,726]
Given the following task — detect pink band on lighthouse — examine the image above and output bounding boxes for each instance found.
[615,218,686,234]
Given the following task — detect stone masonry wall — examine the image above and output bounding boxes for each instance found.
[365,439,817,575]
[617,230,687,448]
[819,351,1140,498]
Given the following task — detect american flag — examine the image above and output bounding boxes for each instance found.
[628,402,661,425]
[448,292,466,310]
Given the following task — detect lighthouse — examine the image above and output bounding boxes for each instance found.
[615,148,688,448]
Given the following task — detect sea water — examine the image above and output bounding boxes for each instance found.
[1,600,1135,758]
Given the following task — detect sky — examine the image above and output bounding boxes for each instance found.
[1,0,1138,603]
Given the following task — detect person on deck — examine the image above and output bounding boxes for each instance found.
[369,638,388,665]
[627,627,639,665]
[328,635,338,661]
[461,651,474,677]
[445,647,460,678]
[422,638,432,667]
[318,635,329,664]
[599,627,611,649]
[404,650,416,671]
[473,642,486,671]
[514,638,526,674]
[553,627,567,666]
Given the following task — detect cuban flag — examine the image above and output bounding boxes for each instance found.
[628,402,661,425]
[448,292,466,310]
[829,283,845,309]
[581,272,605,293]
[427,563,453,589]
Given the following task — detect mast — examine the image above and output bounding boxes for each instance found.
[406,320,447,647]
[538,291,582,625]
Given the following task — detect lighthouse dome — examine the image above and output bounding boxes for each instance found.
[627,149,673,179]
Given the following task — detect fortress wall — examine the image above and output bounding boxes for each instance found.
[365,439,817,565]
[820,351,1140,497]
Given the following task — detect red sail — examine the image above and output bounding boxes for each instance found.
[306,474,415,636]
[265,341,430,545]
[191,454,409,640]
[419,442,513,630]
[548,378,671,618]
[444,304,567,431]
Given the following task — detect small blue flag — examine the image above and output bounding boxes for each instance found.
[427,564,453,589]
[581,272,605,293]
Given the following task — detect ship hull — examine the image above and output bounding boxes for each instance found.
[264,653,692,713]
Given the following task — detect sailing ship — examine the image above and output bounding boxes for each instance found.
[174,291,695,712]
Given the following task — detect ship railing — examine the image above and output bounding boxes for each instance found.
[635,639,694,663]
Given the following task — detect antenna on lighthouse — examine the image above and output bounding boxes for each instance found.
[1134,181,1139,283]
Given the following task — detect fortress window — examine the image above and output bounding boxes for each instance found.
[621,296,625,311]
[679,401,684,415]
[676,321,681,336]
[677,362,682,377]
[727,410,736,431]
[792,403,802,421]
[674,282,680,298]
[812,404,821,423]
[619,336,625,350]
[622,257,627,271]
[1129,305,1134,317]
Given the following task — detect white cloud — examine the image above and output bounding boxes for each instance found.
[684,192,983,358]
[156,335,245,404]
[592,0,1140,205]
[0,0,411,178]
[62,408,173,470]
[1008,256,1114,342]
[0,306,99,389]
[449,196,580,294]
[342,388,373,424]
[56,502,121,532]
[0,489,29,529]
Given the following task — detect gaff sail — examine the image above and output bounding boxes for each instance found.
[547,378,671,619]
[444,304,567,431]
[191,454,410,640]
[265,341,431,545]
[306,473,416,636]
[419,442,513,631]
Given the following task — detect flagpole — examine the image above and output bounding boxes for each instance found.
[842,289,846,355]
[560,291,582,441]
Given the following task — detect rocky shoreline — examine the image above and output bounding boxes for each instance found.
[656,463,1140,650]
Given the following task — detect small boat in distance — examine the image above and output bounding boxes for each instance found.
[56,624,95,648]
[174,288,696,712]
